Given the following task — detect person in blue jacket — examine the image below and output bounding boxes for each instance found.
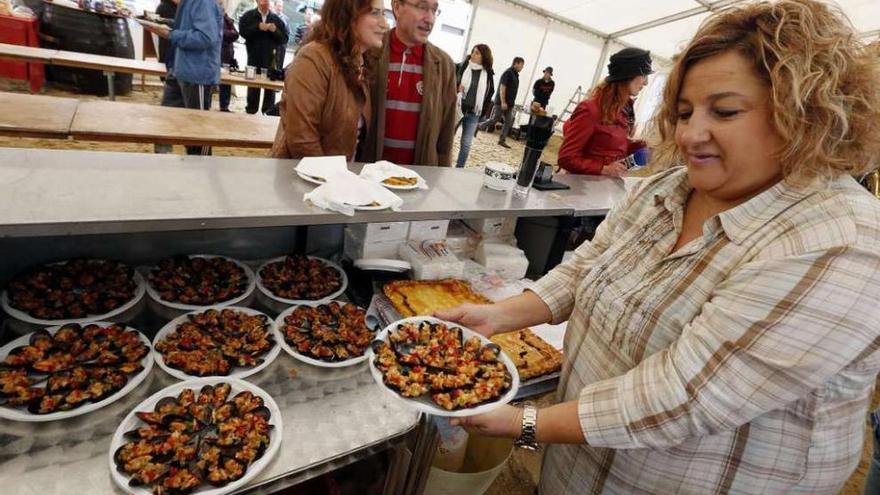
[144,0,222,155]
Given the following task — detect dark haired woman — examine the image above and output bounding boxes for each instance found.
[454,44,495,168]
[270,0,388,159]
[557,47,652,176]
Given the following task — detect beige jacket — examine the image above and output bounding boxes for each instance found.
[270,42,369,161]
[360,32,457,167]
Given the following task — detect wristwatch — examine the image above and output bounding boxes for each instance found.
[514,402,540,451]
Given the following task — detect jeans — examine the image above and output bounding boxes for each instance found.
[218,84,232,111]
[865,410,880,494]
[154,77,214,155]
[456,113,479,168]
[484,102,515,143]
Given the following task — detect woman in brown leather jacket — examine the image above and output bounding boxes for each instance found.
[270,0,388,159]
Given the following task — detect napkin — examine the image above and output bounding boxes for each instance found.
[304,171,404,216]
[294,156,349,183]
[359,160,428,189]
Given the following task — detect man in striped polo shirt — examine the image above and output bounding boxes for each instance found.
[361,0,457,167]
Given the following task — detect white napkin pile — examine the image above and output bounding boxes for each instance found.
[294,156,349,183]
[359,160,428,189]
[304,171,403,216]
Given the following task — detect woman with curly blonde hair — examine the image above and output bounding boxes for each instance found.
[438,1,880,493]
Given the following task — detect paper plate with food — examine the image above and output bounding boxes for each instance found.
[360,161,428,190]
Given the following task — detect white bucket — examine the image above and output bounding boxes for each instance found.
[424,434,514,495]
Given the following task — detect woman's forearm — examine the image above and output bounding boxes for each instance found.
[493,290,553,334]
[535,401,587,444]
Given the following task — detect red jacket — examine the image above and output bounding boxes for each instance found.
[558,96,644,175]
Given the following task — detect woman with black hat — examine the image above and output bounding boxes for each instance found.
[557,47,653,176]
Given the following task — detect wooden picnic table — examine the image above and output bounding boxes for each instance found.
[0,91,78,139]
[0,43,58,63]
[69,99,279,148]
[0,43,285,98]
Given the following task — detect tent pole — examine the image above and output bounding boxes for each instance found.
[462,0,480,61]
[590,38,611,89]
[521,18,550,108]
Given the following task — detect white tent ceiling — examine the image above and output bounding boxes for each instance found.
[504,0,880,59]
[463,0,879,128]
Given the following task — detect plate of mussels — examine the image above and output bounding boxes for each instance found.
[145,255,256,319]
[1,258,146,327]
[109,377,282,495]
[153,307,280,381]
[274,301,378,368]
[367,317,519,417]
[0,322,153,422]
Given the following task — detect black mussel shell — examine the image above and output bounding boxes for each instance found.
[7,345,31,357]
[27,394,63,415]
[177,388,195,406]
[155,396,180,413]
[136,411,165,425]
[212,383,231,404]
[197,385,215,403]
[481,343,501,360]
[250,405,271,421]
[117,362,144,375]
[123,428,145,441]
[161,413,195,429]
[213,402,237,422]
[370,339,386,354]
[55,323,82,340]
[128,464,170,487]
[113,443,130,467]
[29,329,53,347]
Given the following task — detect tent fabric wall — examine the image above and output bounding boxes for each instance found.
[525,21,606,114]
[466,0,549,93]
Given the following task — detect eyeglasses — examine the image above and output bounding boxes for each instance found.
[397,0,441,17]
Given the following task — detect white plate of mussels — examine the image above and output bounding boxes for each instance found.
[108,377,282,495]
[366,316,520,418]
[0,322,153,422]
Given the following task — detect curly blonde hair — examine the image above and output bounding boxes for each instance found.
[655,0,880,183]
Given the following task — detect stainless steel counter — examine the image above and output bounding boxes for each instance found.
[548,173,627,217]
[0,148,622,238]
[0,355,418,494]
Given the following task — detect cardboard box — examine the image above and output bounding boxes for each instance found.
[463,217,517,239]
[345,222,409,243]
[344,229,404,260]
[408,220,450,241]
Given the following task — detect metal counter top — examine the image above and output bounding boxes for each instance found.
[0,148,621,238]
[0,356,418,494]
[548,173,628,217]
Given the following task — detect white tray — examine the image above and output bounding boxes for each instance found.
[0,322,153,422]
[255,256,348,314]
[153,306,280,381]
[1,267,146,327]
[144,255,256,320]
[367,316,520,417]
[273,301,376,369]
[108,377,282,495]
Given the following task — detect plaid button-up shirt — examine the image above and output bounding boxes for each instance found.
[531,168,880,494]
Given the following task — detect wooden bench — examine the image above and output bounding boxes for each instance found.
[69,99,278,148]
[0,43,285,98]
[0,91,78,139]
